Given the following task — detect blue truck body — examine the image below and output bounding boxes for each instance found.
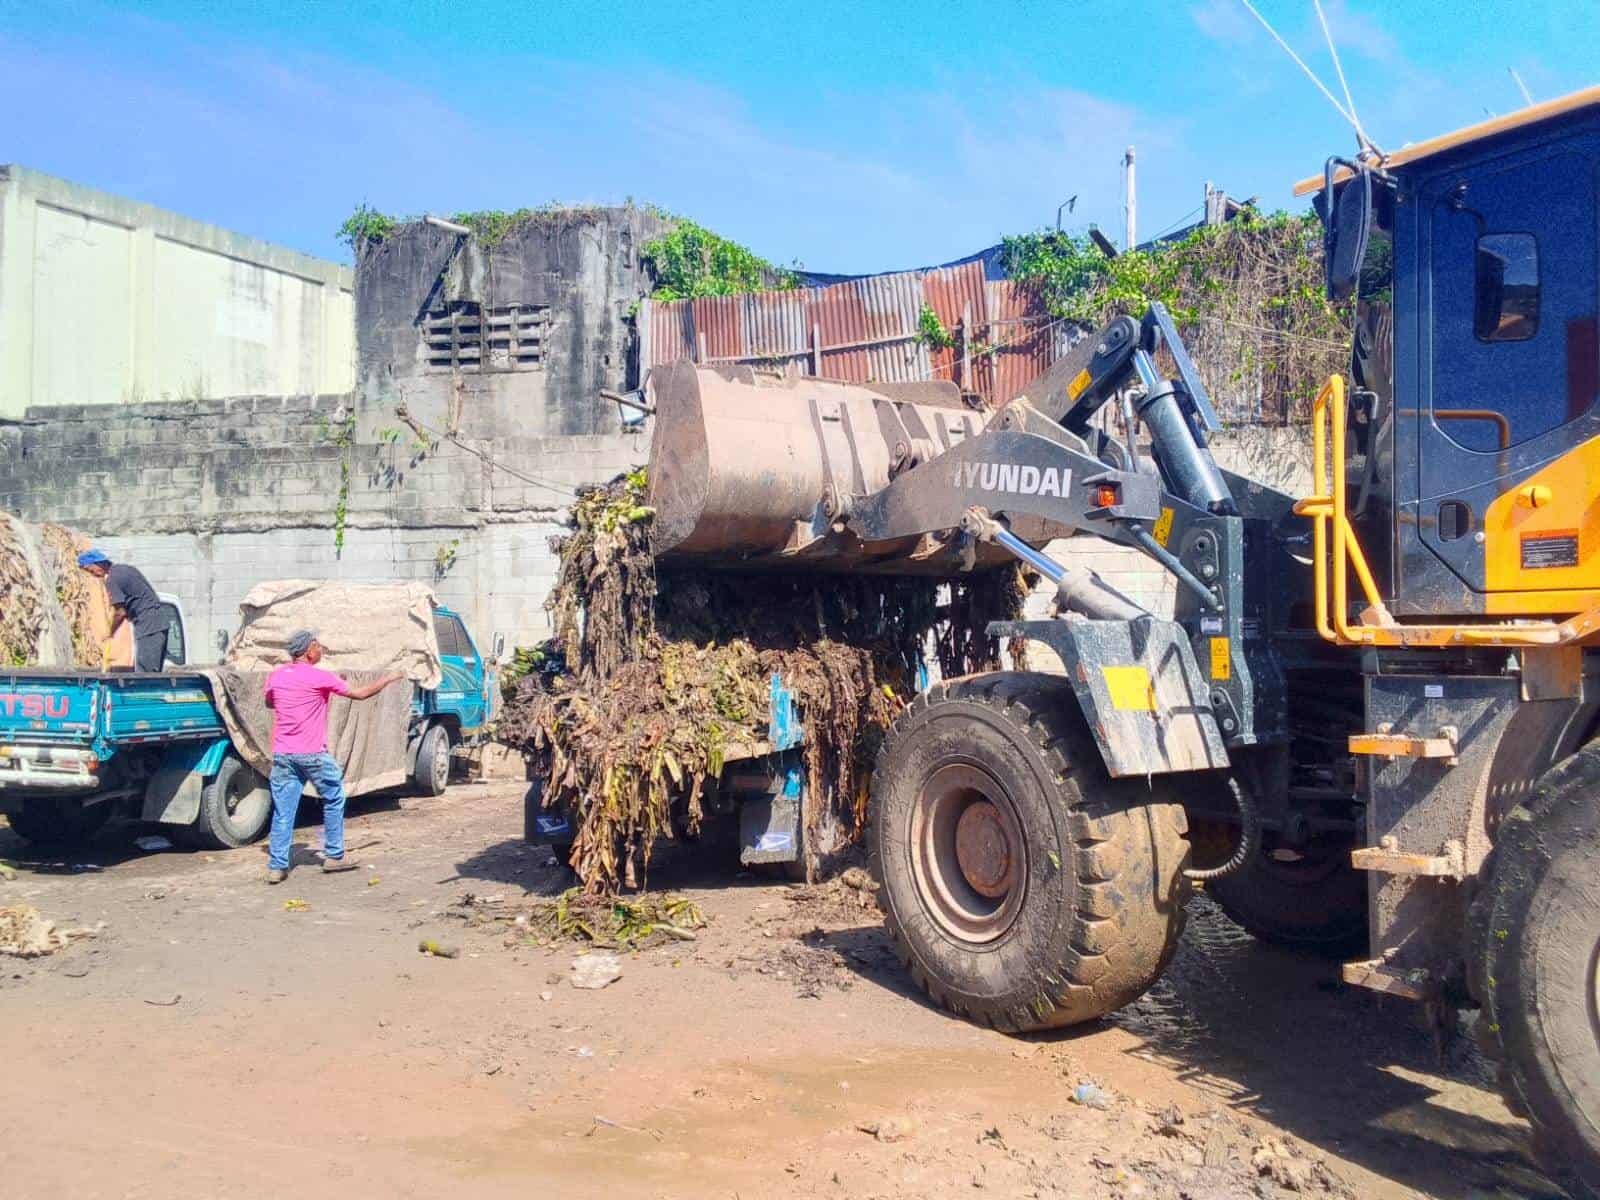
[0,605,496,848]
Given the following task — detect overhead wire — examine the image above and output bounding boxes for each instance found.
[1145,205,1205,244]
[1311,0,1381,158]
[398,412,597,500]
[1236,0,1370,150]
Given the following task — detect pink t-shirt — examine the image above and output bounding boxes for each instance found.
[264,663,350,755]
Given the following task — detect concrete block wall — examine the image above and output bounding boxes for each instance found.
[0,394,648,659]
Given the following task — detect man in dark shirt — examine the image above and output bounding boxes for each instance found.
[77,549,168,671]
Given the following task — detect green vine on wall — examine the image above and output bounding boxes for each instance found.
[640,219,798,301]
[1000,212,1351,423]
[915,303,954,350]
[337,203,606,252]
[315,410,358,556]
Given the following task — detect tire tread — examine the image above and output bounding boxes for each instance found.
[871,670,1189,1033]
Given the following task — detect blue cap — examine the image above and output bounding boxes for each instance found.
[286,629,317,658]
[77,549,110,568]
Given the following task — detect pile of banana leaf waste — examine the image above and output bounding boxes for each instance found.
[0,513,102,668]
[497,469,1032,892]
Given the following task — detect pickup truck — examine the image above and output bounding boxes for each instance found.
[0,605,498,848]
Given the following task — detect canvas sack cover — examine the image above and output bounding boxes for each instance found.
[201,581,445,794]
[225,580,443,687]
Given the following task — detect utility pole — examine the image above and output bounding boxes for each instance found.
[1123,146,1137,251]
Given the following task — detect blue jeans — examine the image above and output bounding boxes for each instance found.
[268,752,347,871]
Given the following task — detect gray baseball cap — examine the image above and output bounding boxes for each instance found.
[286,629,318,658]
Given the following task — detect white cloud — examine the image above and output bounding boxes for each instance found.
[0,18,1199,271]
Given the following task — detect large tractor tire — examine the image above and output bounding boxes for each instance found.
[187,754,273,849]
[1208,839,1368,954]
[1472,745,1600,1198]
[4,799,111,846]
[869,672,1191,1032]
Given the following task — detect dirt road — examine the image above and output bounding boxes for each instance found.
[0,785,1567,1199]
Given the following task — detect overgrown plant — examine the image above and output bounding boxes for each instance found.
[641,220,798,301]
[337,203,604,252]
[433,538,461,581]
[1001,212,1349,423]
[315,410,358,556]
[337,204,397,250]
[916,303,954,350]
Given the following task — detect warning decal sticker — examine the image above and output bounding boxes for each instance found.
[1520,530,1579,569]
[1209,637,1231,681]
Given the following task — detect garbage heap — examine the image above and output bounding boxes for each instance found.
[496,472,1031,892]
[0,513,104,668]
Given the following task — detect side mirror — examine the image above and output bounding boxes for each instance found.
[493,633,506,660]
[1321,159,1372,303]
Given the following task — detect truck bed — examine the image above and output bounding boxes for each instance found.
[0,668,224,749]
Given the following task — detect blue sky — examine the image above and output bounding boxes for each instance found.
[2,1,1595,272]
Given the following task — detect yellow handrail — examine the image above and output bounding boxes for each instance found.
[1292,375,1580,648]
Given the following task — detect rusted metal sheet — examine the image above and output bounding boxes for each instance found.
[922,262,988,389]
[645,298,696,365]
[978,280,1069,406]
[642,262,1042,405]
[812,271,927,385]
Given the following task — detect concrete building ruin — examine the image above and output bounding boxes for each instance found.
[0,171,1305,667]
[1,188,667,656]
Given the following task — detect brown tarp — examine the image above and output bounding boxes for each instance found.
[202,581,445,795]
[225,580,443,689]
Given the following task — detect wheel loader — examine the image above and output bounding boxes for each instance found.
[641,86,1600,1194]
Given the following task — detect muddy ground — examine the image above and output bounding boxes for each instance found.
[0,784,1569,1199]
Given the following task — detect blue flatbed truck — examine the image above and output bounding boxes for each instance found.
[0,605,497,848]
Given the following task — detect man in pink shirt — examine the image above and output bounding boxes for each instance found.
[262,629,405,883]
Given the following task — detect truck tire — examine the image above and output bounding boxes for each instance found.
[4,799,112,846]
[412,724,452,797]
[1208,840,1368,953]
[187,755,272,849]
[870,672,1191,1032]
[1472,745,1600,1199]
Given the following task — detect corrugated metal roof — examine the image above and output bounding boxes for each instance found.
[643,261,1037,403]
[978,280,1068,406]
[922,262,989,389]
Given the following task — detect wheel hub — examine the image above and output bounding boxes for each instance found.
[910,763,1028,944]
[955,801,1014,898]
[225,770,270,834]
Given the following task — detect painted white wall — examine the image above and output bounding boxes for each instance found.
[0,165,353,417]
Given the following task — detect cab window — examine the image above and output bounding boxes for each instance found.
[157,603,186,666]
[1431,151,1598,451]
[433,614,464,658]
[1474,233,1539,341]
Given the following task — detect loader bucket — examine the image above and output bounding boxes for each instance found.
[645,362,1039,575]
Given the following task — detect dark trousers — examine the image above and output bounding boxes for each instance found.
[134,629,168,672]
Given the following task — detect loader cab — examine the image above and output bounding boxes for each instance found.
[1317,92,1600,620]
